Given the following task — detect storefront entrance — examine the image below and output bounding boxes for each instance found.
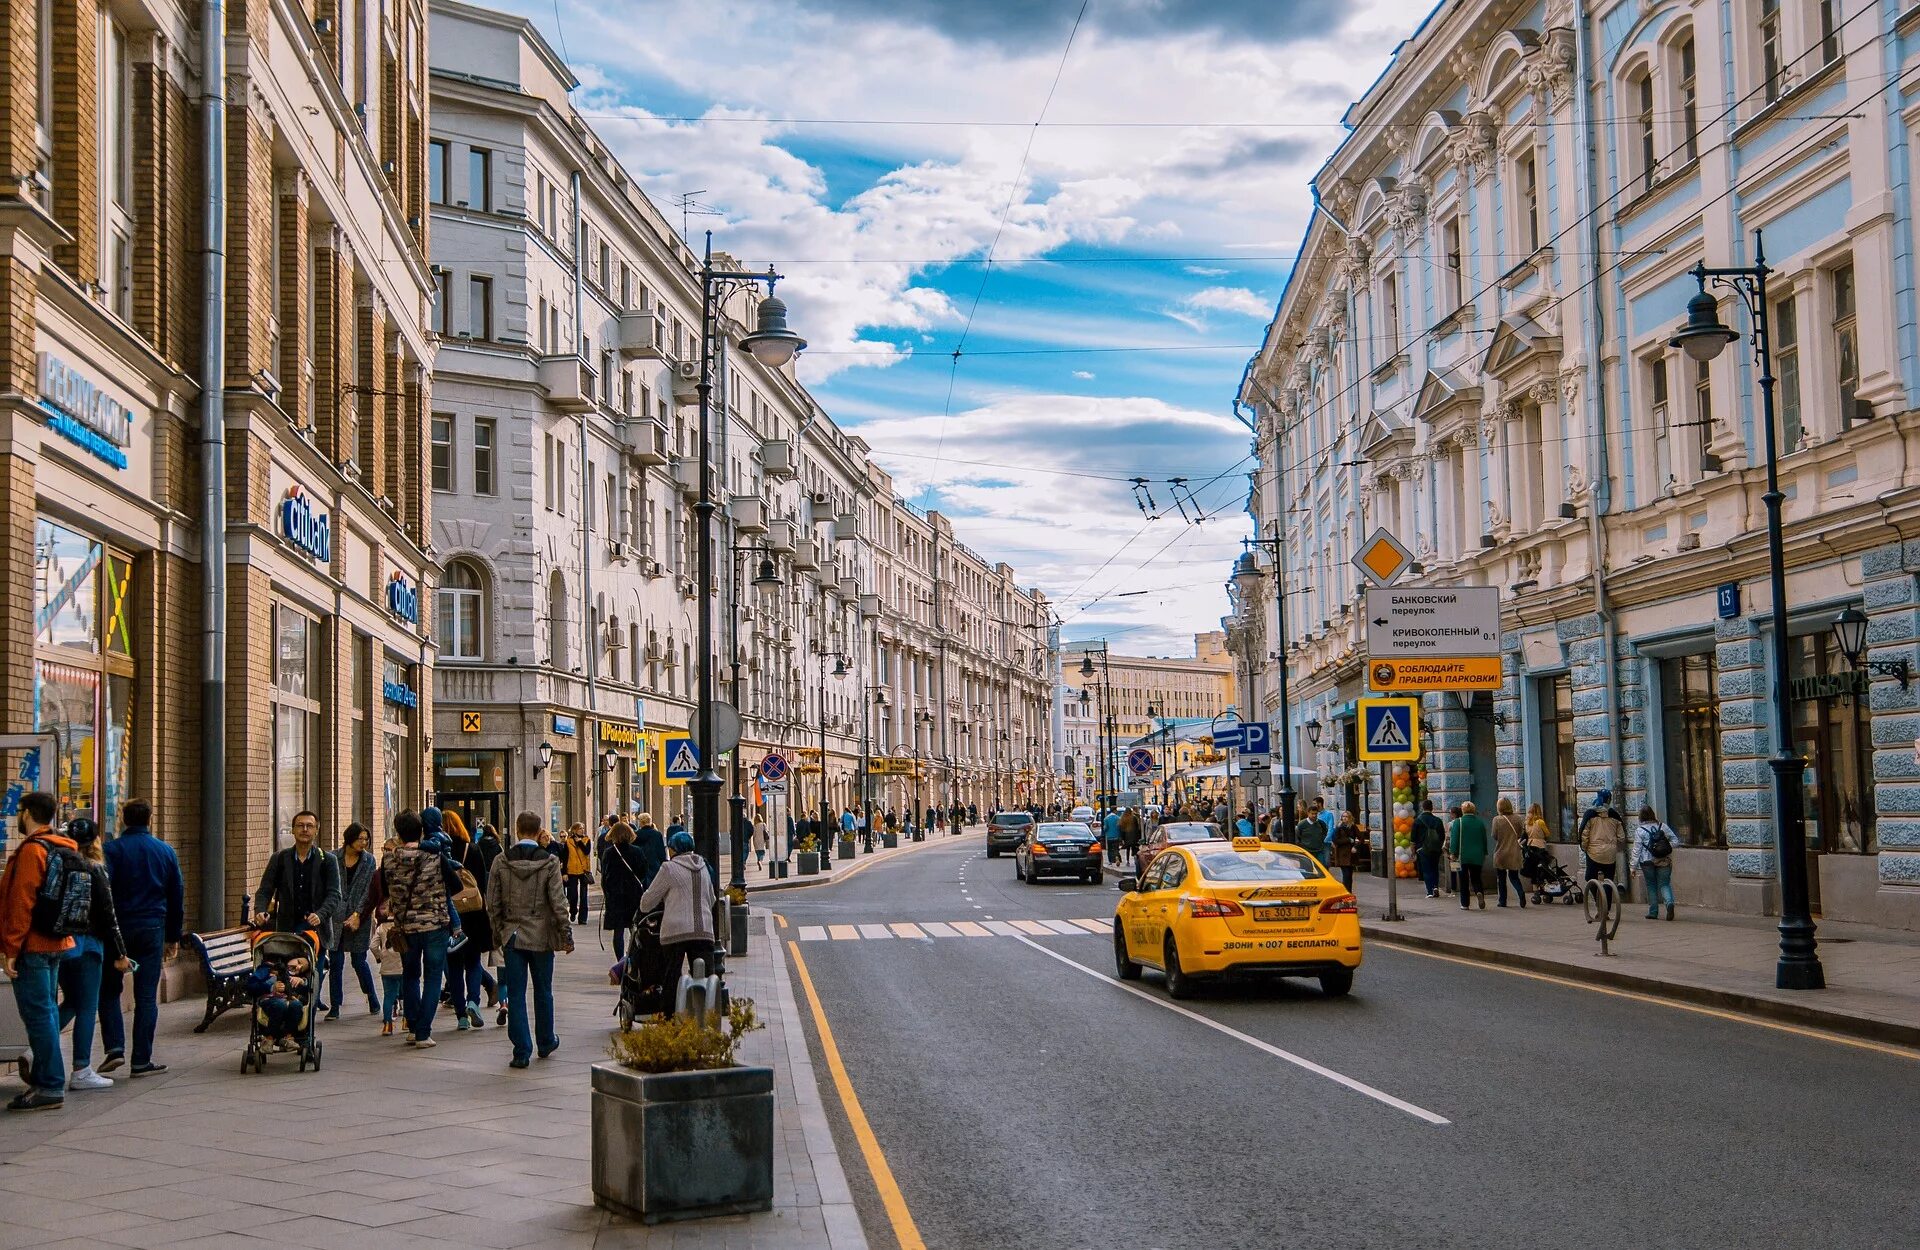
[1789,633,1877,916]
[434,748,510,838]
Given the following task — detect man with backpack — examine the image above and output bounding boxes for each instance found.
[1633,804,1679,921]
[383,809,464,1048]
[0,792,83,1111]
[1413,799,1448,899]
[1577,789,1627,884]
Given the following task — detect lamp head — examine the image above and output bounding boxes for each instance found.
[1669,286,1738,363]
[1079,655,1096,678]
[753,556,782,589]
[1305,718,1322,746]
[833,656,849,677]
[742,293,806,367]
[537,740,553,770]
[1231,550,1264,601]
[1833,606,1870,667]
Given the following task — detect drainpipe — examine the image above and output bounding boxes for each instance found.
[572,169,596,802]
[1573,3,1625,804]
[198,0,228,927]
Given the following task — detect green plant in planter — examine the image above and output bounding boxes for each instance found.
[794,833,818,853]
[607,999,762,1074]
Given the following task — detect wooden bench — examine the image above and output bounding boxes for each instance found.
[187,928,256,1033]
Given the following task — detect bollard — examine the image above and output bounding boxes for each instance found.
[730,900,750,958]
[1583,877,1624,956]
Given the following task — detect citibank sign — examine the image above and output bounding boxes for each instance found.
[386,571,420,624]
[280,485,331,563]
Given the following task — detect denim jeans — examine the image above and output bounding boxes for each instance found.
[381,975,404,1025]
[566,876,591,923]
[501,943,556,1063]
[1496,868,1527,906]
[12,951,65,1094]
[57,944,104,1068]
[401,929,451,1040]
[1642,862,1675,915]
[1416,848,1440,895]
[447,941,485,1010]
[98,925,165,1067]
[328,946,380,1012]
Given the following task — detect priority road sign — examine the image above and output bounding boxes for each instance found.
[1351,527,1415,588]
[1127,747,1156,778]
[759,751,789,781]
[663,737,701,783]
[1357,697,1420,761]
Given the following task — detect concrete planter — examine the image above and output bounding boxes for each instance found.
[591,1063,774,1224]
[840,836,857,856]
[797,851,820,875]
[769,859,789,879]
[882,833,899,849]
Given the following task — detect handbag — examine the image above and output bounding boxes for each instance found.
[451,865,485,913]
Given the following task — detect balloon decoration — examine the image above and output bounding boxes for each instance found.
[1387,762,1420,877]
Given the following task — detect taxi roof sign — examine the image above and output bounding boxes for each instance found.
[1351,527,1414,588]
[1231,836,1263,851]
[1357,697,1420,761]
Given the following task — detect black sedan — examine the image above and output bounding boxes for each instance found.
[1016,822,1105,885]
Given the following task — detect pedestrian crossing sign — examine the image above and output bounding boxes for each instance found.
[1357,697,1420,761]
[662,736,701,784]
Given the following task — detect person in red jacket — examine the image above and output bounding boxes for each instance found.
[1,792,79,1111]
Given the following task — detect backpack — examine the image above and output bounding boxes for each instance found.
[28,837,93,939]
[1644,823,1674,860]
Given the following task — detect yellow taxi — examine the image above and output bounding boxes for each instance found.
[1112,836,1361,999]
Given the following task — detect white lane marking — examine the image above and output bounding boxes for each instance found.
[828,925,861,940]
[1037,919,1085,936]
[1012,936,1451,1127]
[919,922,960,938]
[1070,918,1111,934]
[858,924,895,940]
[1011,920,1052,936]
[950,921,990,937]
[889,923,927,939]
[983,921,1020,936]
[797,926,829,942]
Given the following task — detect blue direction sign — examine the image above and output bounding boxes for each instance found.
[1212,723,1245,751]
[1126,747,1156,778]
[663,737,702,781]
[759,751,789,781]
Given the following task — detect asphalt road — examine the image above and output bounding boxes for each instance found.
[773,835,1920,1250]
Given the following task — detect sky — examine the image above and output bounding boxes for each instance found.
[496,0,1435,656]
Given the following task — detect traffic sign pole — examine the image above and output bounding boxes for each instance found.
[1381,758,1402,922]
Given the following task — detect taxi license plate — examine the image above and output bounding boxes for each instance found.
[1252,903,1311,922]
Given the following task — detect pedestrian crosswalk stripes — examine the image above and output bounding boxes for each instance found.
[792,919,1112,943]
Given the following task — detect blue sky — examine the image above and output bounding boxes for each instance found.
[498,0,1434,655]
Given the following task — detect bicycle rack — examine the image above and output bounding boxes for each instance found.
[1583,877,1624,956]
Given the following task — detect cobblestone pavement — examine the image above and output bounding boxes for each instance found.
[0,912,863,1250]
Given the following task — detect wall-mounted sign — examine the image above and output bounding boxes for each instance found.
[599,721,639,748]
[460,712,482,733]
[37,352,133,469]
[386,571,420,624]
[552,714,577,736]
[1717,583,1741,619]
[382,677,418,708]
[280,485,332,563]
[1790,670,1868,702]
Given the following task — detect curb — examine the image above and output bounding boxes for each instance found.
[746,833,965,893]
[1362,924,1920,1050]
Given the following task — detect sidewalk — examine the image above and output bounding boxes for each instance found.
[730,826,968,894]
[0,911,865,1250]
[1352,873,1920,1047]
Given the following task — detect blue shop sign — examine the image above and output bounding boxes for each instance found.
[37,352,134,470]
[552,715,577,737]
[280,485,332,563]
[386,571,420,624]
[382,678,419,709]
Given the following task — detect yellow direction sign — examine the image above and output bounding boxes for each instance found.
[1351,527,1414,588]
[1357,697,1420,761]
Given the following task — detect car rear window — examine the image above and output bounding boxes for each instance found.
[1162,822,1221,842]
[1193,850,1324,882]
[993,812,1033,826]
[1036,823,1089,841]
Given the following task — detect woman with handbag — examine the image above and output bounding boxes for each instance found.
[599,823,653,960]
[444,811,496,1031]
[324,822,382,1020]
[563,824,595,925]
[1490,798,1527,908]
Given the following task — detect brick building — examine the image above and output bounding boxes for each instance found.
[0,0,434,928]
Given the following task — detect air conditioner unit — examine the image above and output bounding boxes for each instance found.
[1677,532,1702,551]
[607,541,628,562]
[670,360,701,405]
[759,439,795,479]
[645,642,664,663]
[638,556,663,578]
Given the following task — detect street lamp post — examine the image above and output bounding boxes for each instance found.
[724,545,782,892]
[1234,542,1296,844]
[1079,644,1114,813]
[1668,228,1822,991]
[859,686,887,850]
[692,232,806,897]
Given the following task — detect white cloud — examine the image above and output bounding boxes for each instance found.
[1071,370,1094,380]
[1183,286,1272,318]
[1184,265,1229,276]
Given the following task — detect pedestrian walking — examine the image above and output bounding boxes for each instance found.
[638,831,717,1014]
[446,811,496,1031]
[750,816,770,868]
[374,918,406,1036]
[54,818,124,1093]
[1413,800,1446,898]
[486,812,574,1069]
[1634,805,1679,921]
[0,792,80,1110]
[382,809,463,1048]
[1525,803,1551,849]
[98,799,182,1078]
[1330,816,1359,890]
[1490,798,1527,908]
[1104,808,1123,865]
[1450,800,1489,910]
[323,823,381,1021]
[1577,790,1626,883]
[562,823,594,925]
[252,810,343,938]
[599,823,652,961]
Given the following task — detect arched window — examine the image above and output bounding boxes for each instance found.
[438,559,484,660]
[547,571,568,669]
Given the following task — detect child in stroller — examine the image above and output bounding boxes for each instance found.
[614,906,724,1029]
[1521,842,1582,904]
[243,930,324,1072]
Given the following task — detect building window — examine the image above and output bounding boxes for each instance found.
[619,262,632,309]
[100,17,133,320]
[598,241,611,289]
[473,419,495,495]
[467,146,490,211]
[1693,357,1718,473]
[381,656,416,819]
[1633,69,1656,190]
[1380,272,1400,354]
[433,271,452,336]
[1818,0,1839,66]
[1677,35,1699,163]
[272,603,324,847]
[430,414,453,492]
[1536,673,1577,842]
[1775,293,1802,451]
[547,571,569,668]
[1790,632,1875,855]
[1659,653,1724,847]
[544,432,565,513]
[466,275,492,340]
[438,560,484,660]
[350,632,369,819]
[1441,215,1462,310]
[1519,152,1540,252]
[1760,0,1784,104]
[1649,356,1672,495]
[537,297,549,353]
[429,140,448,205]
[1832,263,1863,429]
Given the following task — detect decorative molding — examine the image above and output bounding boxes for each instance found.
[1559,364,1584,408]
[1385,176,1429,240]
[1448,110,1500,182]
[1523,27,1576,106]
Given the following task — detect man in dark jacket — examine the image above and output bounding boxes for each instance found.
[1413,800,1448,899]
[100,800,184,1077]
[252,810,343,939]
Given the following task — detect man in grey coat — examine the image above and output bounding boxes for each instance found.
[485,812,574,1069]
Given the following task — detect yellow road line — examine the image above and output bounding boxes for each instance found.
[788,942,926,1250]
[1387,942,1920,1061]
[774,912,789,929]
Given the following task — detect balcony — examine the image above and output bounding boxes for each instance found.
[616,310,665,360]
[670,361,701,406]
[537,355,596,413]
[766,519,796,553]
[792,538,820,572]
[731,495,768,534]
[671,457,702,498]
[760,438,795,479]
[621,418,669,466]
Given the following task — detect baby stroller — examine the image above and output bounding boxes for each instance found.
[241,929,323,1073]
[613,904,728,1030]
[1522,843,1582,905]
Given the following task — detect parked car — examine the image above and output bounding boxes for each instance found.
[985,810,1036,858]
[1017,821,1104,885]
[1069,805,1097,827]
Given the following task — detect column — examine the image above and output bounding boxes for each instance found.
[1715,614,1776,914]
[1863,543,1920,892]
[1485,401,1515,541]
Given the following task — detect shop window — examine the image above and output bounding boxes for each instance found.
[382,657,417,820]
[33,520,137,829]
[1790,633,1875,853]
[1659,653,1724,847]
[438,560,485,660]
[1535,673,1577,841]
[350,633,369,823]
[272,603,323,847]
